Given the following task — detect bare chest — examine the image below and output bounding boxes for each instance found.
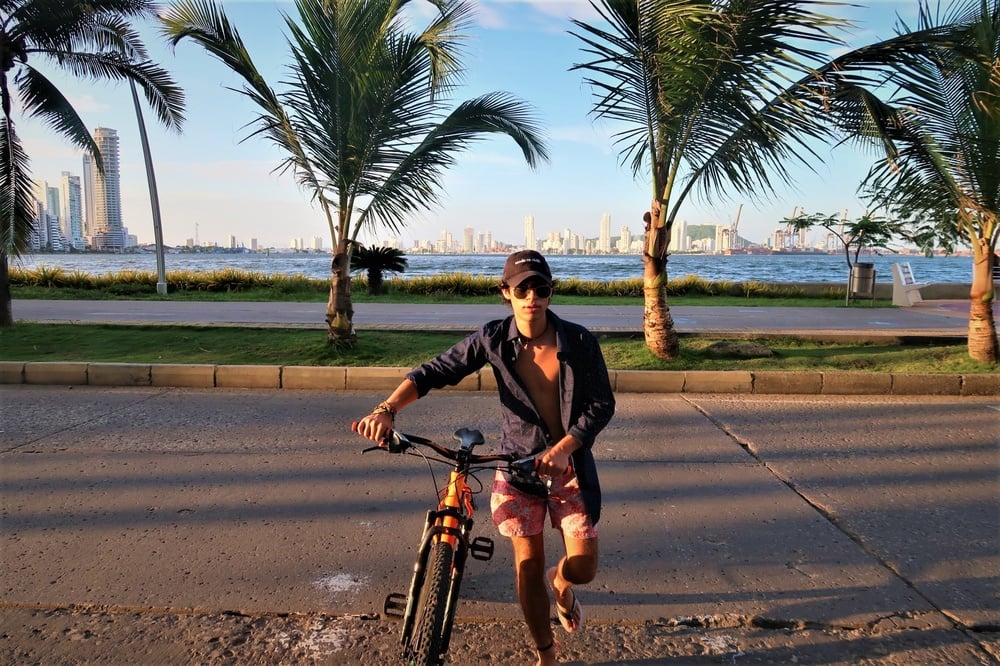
[514,343,563,437]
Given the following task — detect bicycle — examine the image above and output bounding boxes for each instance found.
[362,427,542,666]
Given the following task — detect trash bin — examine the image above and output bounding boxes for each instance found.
[847,262,876,305]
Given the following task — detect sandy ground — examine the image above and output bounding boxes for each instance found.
[3,604,997,665]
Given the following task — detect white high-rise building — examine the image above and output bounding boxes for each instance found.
[85,127,124,250]
[670,217,689,252]
[617,225,632,253]
[59,172,85,250]
[31,180,67,251]
[523,215,536,251]
[463,226,474,253]
[598,213,611,253]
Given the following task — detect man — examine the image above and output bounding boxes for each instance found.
[353,249,615,665]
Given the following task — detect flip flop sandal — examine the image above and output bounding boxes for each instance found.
[546,566,585,633]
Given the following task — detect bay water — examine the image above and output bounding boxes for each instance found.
[14,251,973,284]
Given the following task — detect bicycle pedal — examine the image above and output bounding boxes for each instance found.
[383,592,407,619]
[469,536,494,561]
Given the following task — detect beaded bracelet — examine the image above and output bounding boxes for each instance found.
[371,401,397,418]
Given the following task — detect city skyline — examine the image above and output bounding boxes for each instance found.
[18,1,916,249]
[27,140,840,254]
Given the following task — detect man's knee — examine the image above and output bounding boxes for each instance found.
[515,551,547,580]
[563,552,598,585]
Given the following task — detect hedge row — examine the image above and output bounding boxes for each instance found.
[10,266,823,299]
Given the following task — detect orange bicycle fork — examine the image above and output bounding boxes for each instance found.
[385,471,496,654]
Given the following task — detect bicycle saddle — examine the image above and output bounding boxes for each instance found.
[453,427,485,450]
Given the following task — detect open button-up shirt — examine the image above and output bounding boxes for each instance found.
[406,310,616,524]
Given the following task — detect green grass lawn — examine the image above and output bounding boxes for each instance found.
[12,284,861,307]
[0,322,990,373]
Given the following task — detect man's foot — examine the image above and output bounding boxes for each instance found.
[535,639,558,666]
[546,566,585,633]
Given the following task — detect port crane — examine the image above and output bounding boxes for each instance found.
[721,203,743,251]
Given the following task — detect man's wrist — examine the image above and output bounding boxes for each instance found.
[371,400,397,418]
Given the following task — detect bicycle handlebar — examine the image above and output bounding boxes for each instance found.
[362,429,542,486]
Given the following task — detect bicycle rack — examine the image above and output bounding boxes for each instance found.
[469,536,494,561]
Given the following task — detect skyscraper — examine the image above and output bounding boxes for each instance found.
[59,172,85,250]
[85,127,124,250]
[598,213,611,253]
[670,217,688,252]
[30,180,63,250]
[523,215,535,251]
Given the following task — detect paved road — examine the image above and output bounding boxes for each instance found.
[2,387,997,664]
[12,298,986,338]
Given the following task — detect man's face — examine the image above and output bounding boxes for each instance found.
[503,278,552,323]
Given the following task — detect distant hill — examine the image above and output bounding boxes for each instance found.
[686,223,754,247]
[687,224,716,241]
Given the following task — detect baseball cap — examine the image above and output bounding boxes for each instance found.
[502,250,552,287]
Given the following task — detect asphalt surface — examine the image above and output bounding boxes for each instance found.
[11,298,985,339]
[2,388,998,664]
[4,298,999,664]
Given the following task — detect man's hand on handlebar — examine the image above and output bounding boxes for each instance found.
[536,446,571,477]
[352,411,394,446]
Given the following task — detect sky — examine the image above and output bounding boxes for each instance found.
[18,0,919,250]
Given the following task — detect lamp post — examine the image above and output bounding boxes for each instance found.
[130,79,167,295]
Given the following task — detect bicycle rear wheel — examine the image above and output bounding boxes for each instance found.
[408,541,453,666]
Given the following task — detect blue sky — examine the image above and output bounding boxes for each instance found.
[19,0,917,249]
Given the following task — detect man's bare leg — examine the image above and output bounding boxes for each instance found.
[510,534,557,666]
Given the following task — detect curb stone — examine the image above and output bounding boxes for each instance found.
[1,361,996,395]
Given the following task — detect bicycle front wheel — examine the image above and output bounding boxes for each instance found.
[408,541,454,666]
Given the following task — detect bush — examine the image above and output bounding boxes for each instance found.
[9,266,827,300]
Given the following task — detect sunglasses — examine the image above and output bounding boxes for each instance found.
[510,284,553,299]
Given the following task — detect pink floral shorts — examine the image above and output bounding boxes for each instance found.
[490,468,597,539]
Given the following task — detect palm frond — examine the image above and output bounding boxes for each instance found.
[359,92,548,234]
[811,0,1000,235]
[15,66,101,162]
[571,0,851,246]
[0,119,38,257]
[0,0,185,255]
[164,0,548,248]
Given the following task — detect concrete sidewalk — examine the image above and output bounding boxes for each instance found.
[7,298,1000,397]
[2,388,997,664]
[12,297,989,338]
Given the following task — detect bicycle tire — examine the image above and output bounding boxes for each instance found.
[408,541,454,666]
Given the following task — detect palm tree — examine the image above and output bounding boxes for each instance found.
[785,210,896,270]
[350,244,407,296]
[569,0,848,359]
[160,0,549,343]
[809,0,999,363]
[0,0,185,326]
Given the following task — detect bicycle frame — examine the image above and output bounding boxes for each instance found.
[368,428,539,666]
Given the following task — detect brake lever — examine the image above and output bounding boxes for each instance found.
[362,430,410,455]
[508,455,542,483]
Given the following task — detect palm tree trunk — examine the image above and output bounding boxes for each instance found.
[0,252,12,327]
[326,247,356,343]
[642,249,680,360]
[967,243,998,363]
[368,268,383,296]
